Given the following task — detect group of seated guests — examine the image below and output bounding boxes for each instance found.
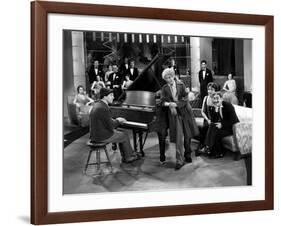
[87,58,138,100]
[198,82,239,158]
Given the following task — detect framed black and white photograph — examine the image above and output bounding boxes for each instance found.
[31,1,273,224]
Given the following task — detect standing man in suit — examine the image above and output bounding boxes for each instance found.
[87,60,105,88]
[209,91,239,157]
[119,57,129,76]
[89,88,139,163]
[127,59,139,81]
[107,63,123,100]
[198,60,213,104]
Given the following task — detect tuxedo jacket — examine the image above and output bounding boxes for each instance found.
[198,68,213,85]
[107,72,123,88]
[88,66,105,84]
[120,63,129,75]
[198,68,213,99]
[219,101,240,134]
[126,67,139,81]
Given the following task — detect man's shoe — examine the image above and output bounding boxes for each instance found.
[175,163,185,170]
[185,157,192,163]
[122,156,138,163]
[135,152,143,158]
[160,160,166,165]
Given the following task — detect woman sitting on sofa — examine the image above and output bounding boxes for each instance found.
[73,85,94,114]
[198,82,219,155]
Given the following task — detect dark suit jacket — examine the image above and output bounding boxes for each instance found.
[87,66,105,84]
[220,101,239,134]
[107,72,123,89]
[198,68,213,99]
[89,101,119,142]
[127,67,139,81]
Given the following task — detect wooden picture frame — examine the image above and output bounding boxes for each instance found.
[31,1,274,224]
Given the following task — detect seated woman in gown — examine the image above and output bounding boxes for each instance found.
[222,73,238,105]
[104,64,113,86]
[91,75,105,100]
[73,85,94,116]
[121,75,133,90]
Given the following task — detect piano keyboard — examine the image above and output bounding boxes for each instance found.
[121,121,148,130]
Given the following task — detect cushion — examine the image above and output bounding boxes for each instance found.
[233,122,252,156]
[234,105,252,123]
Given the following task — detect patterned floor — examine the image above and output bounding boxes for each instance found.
[63,132,247,194]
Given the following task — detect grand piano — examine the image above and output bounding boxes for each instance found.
[110,53,171,156]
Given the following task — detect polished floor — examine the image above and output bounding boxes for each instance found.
[63,132,247,194]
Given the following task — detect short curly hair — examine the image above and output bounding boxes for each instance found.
[162,68,175,79]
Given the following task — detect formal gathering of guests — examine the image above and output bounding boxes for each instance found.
[76,56,243,168]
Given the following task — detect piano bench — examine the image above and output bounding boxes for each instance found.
[84,141,113,175]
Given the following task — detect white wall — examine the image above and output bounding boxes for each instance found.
[200,37,213,71]
[1,0,280,226]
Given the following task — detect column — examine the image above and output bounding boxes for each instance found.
[190,37,201,89]
[63,30,74,118]
[72,31,86,91]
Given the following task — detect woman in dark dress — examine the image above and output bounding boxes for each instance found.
[199,82,219,155]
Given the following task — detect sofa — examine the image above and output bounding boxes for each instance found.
[67,96,90,127]
[193,104,252,159]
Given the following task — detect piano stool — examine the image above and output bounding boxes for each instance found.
[84,141,113,175]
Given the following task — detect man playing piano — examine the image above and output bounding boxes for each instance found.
[161,68,199,170]
[89,88,139,163]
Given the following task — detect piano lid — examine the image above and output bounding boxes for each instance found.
[118,52,173,101]
[123,91,155,109]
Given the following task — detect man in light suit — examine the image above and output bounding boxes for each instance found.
[198,60,213,104]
